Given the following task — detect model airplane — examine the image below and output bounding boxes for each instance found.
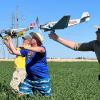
[0,22,36,39]
[40,11,90,32]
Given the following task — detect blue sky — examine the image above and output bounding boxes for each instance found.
[0,0,100,59]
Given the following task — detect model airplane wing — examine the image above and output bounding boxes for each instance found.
[40,15,70,32]
[51,15,70,30]
[12,22,36,37]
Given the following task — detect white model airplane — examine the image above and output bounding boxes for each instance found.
[40,11,90,32]
[0,22,36,39]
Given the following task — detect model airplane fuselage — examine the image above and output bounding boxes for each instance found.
[0,22,35,39]
[40,11,90,32]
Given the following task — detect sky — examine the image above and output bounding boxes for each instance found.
[0,0,100,59]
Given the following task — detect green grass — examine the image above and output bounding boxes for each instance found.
[0,61,100,100]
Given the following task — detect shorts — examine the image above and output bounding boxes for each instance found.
[19,78,52,96]
[10,68,26,91]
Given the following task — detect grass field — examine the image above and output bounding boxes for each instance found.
[0,61,100,100]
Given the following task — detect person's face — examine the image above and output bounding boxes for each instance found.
[96,32,100,42]
[31,36,41,46]
[31,36,38,46]
[23,39,31,45]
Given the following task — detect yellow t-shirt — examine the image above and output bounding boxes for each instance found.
[14,48,25,69]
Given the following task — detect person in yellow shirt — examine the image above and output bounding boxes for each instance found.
[4,35,32,91]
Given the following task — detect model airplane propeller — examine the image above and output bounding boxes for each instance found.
[40,11,90,32]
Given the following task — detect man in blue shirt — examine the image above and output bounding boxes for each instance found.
[8,32,52,96]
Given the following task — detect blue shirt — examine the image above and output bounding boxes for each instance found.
[20,46,49,80]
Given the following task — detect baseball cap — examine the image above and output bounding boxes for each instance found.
[29,32,44,43]
[22,35,32,40]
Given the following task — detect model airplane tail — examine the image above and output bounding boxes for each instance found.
[80,11,90,22]
[68,11,90,27]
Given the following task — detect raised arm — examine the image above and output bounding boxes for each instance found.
[8,36,20,55]
[20,46,45,53]
[4,39,13,54]
[49,33,76,49]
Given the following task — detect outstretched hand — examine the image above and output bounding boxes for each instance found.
[48,33,59,41]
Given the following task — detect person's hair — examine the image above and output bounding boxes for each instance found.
[32,36,42,46]
[37,39,42,46]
